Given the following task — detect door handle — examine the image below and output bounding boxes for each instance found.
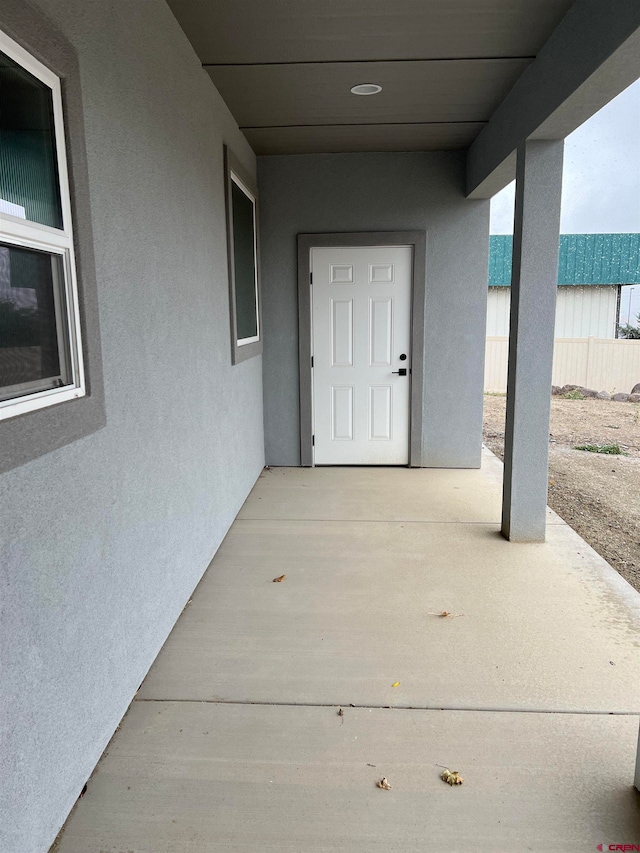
[392,368,407,376]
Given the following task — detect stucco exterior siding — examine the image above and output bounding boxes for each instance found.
[0,2,264,852]
[486,285,619,338]
[258,152,490,469]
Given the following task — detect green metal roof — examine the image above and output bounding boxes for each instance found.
[489,233,640,286]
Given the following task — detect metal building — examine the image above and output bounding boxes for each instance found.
[487,233,640,338]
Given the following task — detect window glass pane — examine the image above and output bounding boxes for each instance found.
[0,50,63,228]
[231,181,258,341]
[0,243,69,399]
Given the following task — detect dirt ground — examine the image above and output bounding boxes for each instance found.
[483,395,640,594]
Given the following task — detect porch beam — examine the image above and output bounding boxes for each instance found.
[466,0,640,199]
[501,140,563,542]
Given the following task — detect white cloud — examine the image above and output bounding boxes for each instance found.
[490,182,516,234]
[490,78,640,236]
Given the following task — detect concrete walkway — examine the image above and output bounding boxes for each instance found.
[53,452,640,852]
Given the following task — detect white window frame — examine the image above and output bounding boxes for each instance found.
[224,145,262,365]
[0,28,85,421]
[230,171,260,347]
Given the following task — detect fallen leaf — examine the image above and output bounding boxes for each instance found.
[428,611,465,618]
[272,574,286,583]
[441,768,464,786]
[367,763,377,767]
[392,682,400,688]
[377,777,392,790]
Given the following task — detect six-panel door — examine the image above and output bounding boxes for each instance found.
[311,246,412,465]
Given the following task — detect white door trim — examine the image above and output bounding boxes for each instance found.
[311,246,412,465]
[297,231,426,467]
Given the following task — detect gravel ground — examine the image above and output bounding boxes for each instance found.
[483,394,640,594]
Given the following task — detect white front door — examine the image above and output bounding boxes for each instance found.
[311,245,412,465]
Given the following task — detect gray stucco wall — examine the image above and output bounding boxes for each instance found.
[258,152,489,468]
[0,3,264,852]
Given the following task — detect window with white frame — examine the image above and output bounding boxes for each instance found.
[224,146,262,365]
[0,29,84,421]
[230,173,259,345]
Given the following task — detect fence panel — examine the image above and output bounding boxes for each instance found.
[484,337,640,393]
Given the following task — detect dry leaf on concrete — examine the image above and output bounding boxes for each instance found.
[272,574,286,583]
[377,777,392,790]
[428,611,464,618]
[392,682,400,688]
[441,768,464,785]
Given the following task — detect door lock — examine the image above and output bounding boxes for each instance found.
[392,368,407,376]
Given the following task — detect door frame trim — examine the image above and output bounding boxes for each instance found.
[297,231,426,467]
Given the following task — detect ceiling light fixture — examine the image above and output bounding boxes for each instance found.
[350,83,382,96]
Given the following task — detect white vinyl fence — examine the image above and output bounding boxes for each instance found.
[485,336,640,394]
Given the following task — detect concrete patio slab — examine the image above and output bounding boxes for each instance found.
[239,460,565,524]
[52,459,640,851]
[53,702,640,853]
[138,515,640,713]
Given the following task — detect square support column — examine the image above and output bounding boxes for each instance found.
[502,140,564,542]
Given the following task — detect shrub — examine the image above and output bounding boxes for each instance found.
[618,312,640,339]
[574,443,623,454]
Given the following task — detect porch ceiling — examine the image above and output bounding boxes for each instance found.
[167,0,575,155]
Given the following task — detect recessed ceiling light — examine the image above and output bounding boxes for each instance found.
[350,83,382,96]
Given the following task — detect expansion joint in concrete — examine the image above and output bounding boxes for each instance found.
[133,698,639,717]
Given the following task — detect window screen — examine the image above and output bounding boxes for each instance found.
[0,243,69,399]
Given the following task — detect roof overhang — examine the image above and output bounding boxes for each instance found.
[166,0,640,198]
[466,0,640,197]
[167,0,574,156]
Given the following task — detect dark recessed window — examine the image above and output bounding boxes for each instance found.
[231,180,258,342]
[0,31,84,420]
[0,50,63,228]
[0,244,70,399]
[224,146,262,365]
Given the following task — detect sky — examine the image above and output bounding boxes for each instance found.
[490,77,640,324]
